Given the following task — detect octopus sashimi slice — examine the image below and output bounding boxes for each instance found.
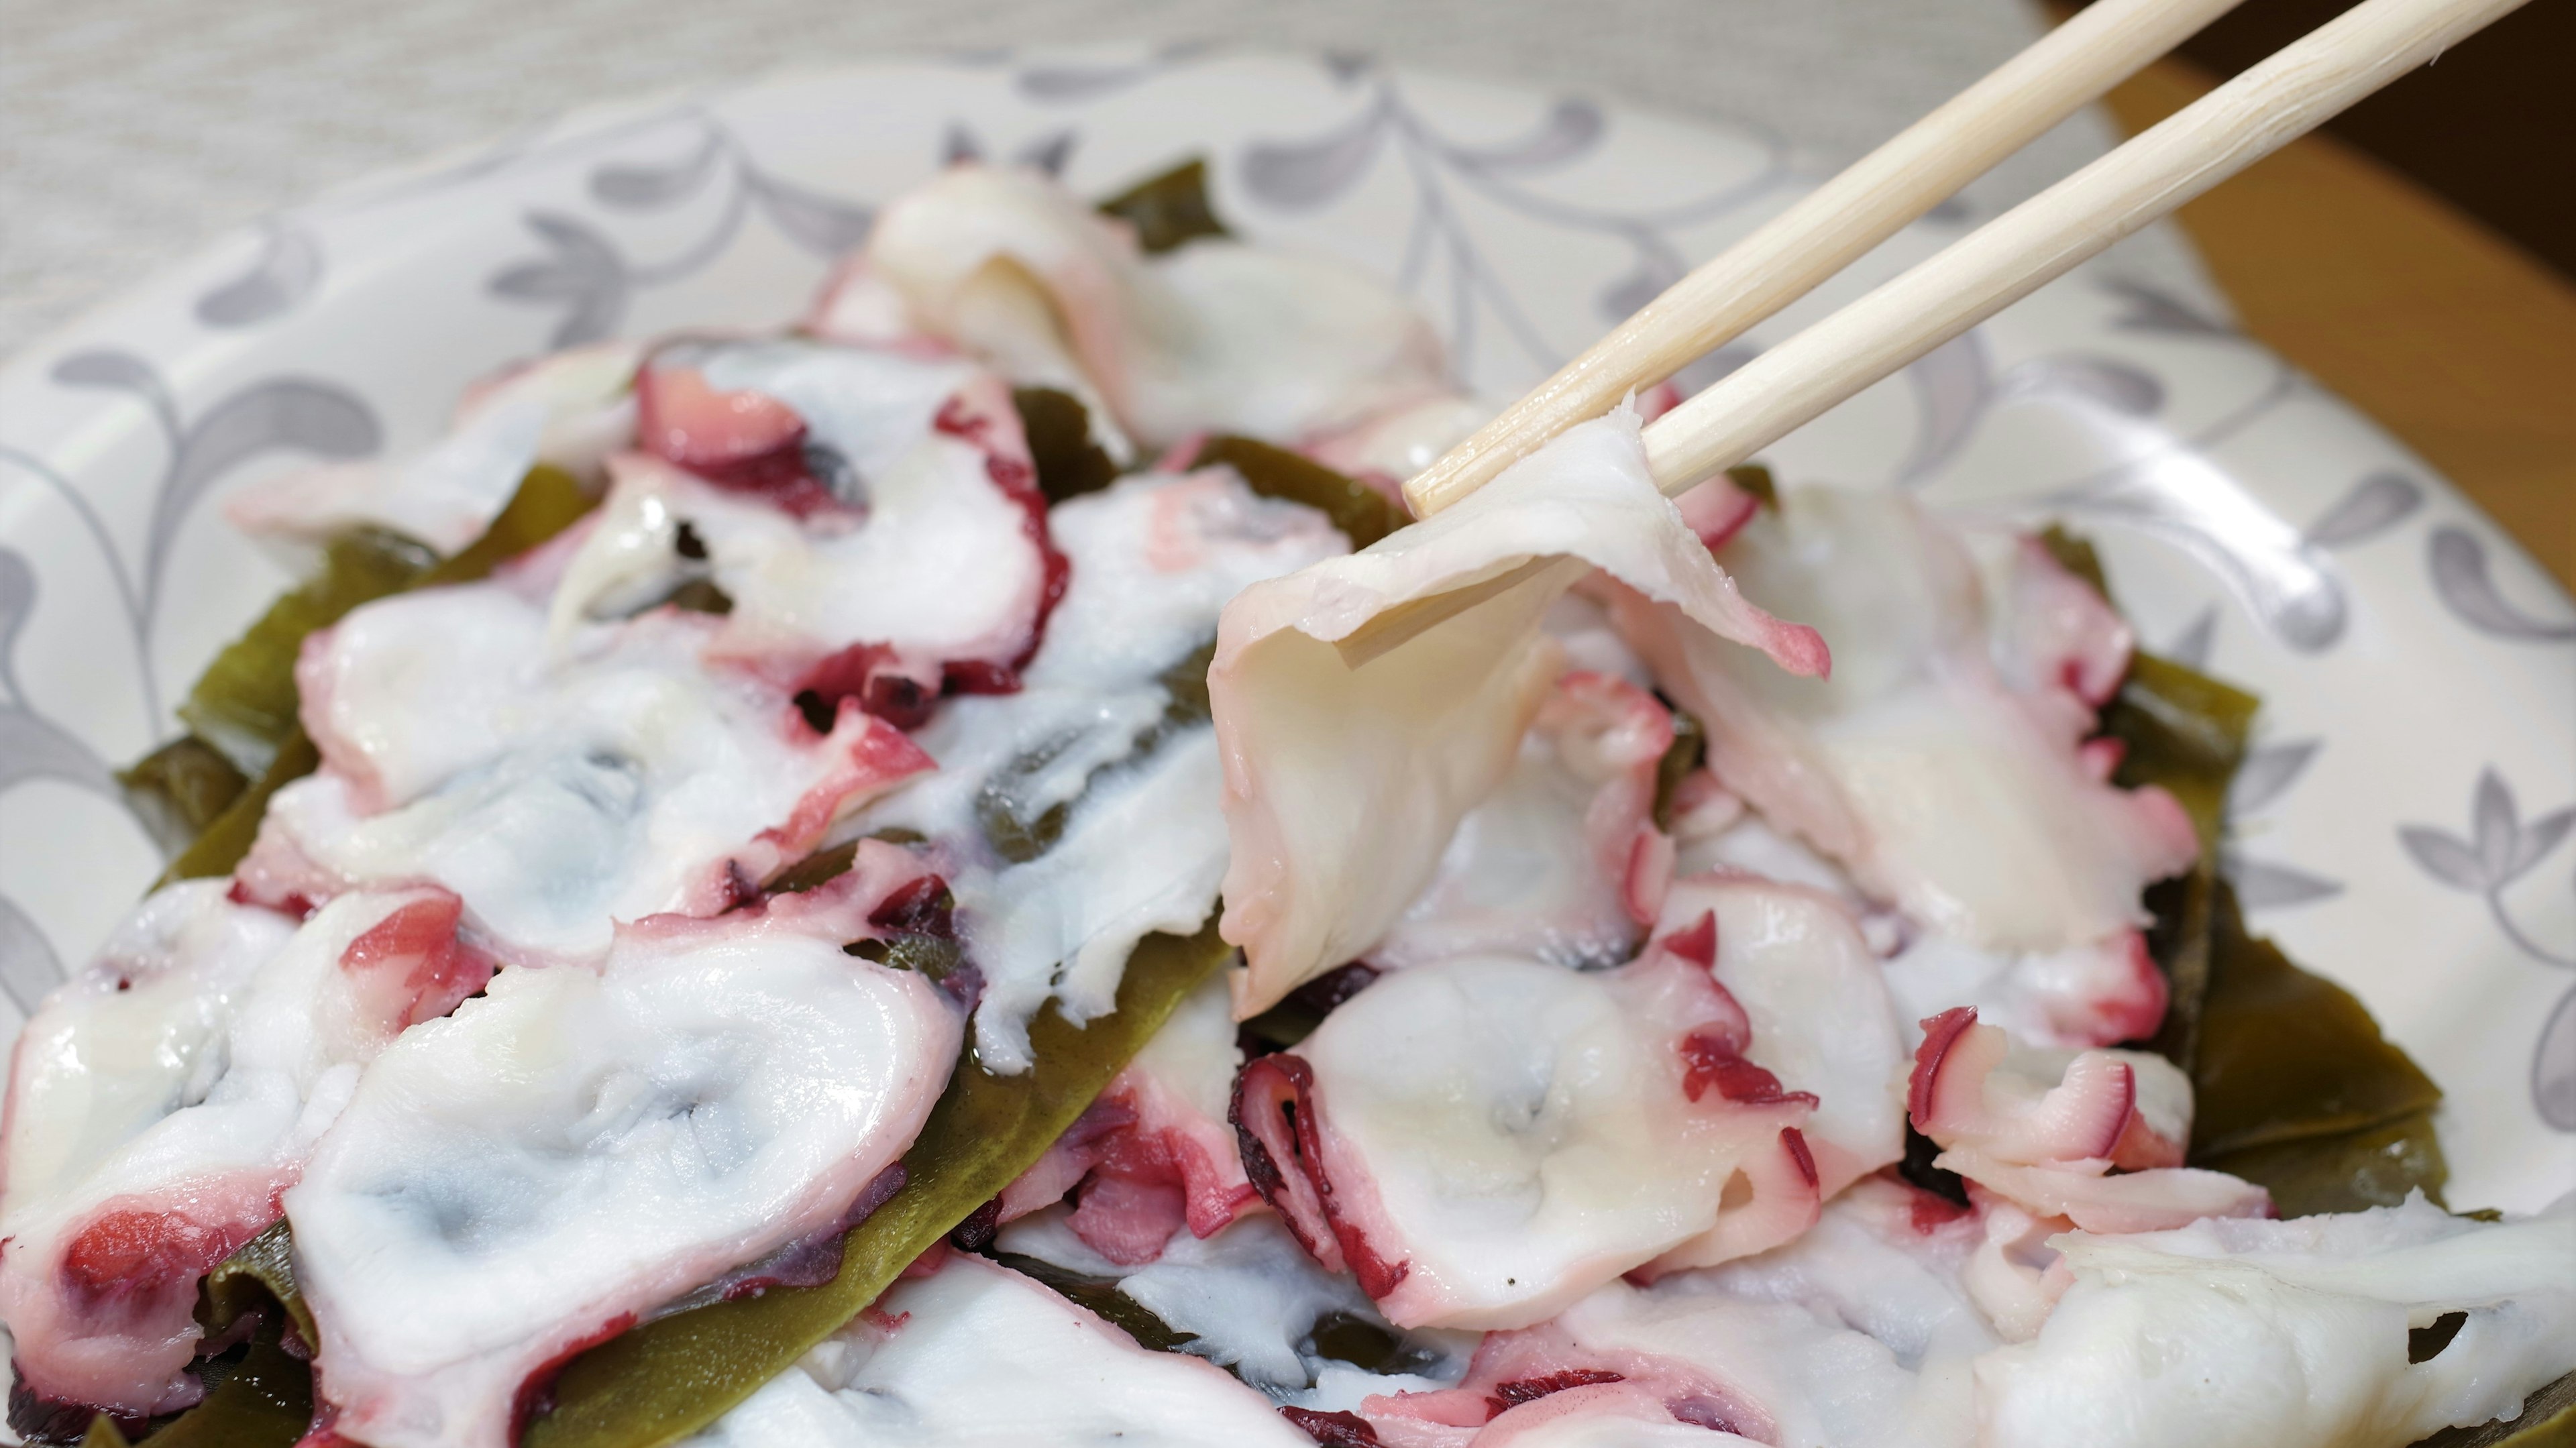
[998,974,1258,1264]
[1613,485,2197,960]
[861,162,1450,454]
[286,845,963,1448]
[1909,1007,2268,1236]
[1977,1196,2576,1447]
[1691,1174,2004,1368]
[1371,671,1676,973]
[239,578,931,963]
[1348,1275,1972,1448]
[0,883,487,1416]
[228,341,642,554]
[555,340,1062,714]
[678,1251,1311,1448]
[853,467,1345,1070]
[1234,948,1825,1331]
[1641,874,1909,1258]
[1212,407,1828,1016]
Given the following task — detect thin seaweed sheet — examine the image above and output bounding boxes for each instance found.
[1093,157,1230,255]
[1190,435,1409,549]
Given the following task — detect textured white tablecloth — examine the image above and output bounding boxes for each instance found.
[0,0,2218,361]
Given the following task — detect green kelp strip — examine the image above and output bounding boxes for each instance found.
[1190,435,1409,549]
[2187,878,2447,1215]
[1095,157,1230,255]
[1011,388,1120,504]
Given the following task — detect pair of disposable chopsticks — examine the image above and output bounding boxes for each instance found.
[1401,0,2529,520]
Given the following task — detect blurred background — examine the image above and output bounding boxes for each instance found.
[3,0,2567,577]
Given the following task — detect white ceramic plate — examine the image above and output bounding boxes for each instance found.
[1,47,2569,1211]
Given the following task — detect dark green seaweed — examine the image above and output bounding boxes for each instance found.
[1012,387,1120,504]
[1189,435,1409,550]
[119,738,250,856]
[1724,463,1778,513]
[1651,709,1707,833]
[986,1254,1203,1355]
[1094,158,1230,255]
[197,1222,315,1352]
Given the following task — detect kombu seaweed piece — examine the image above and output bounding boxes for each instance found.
[2191,879,2444,1158]
[986,1254,1203,1355]
[1650,708,1706,833]
[160,730,318,886]
[1094,157,1230,255]
[1724,463,1778,513]
[1012,387,1120,504]
[1237,963,1380,1056]
[519,915,1233,1448]
[198,1221,317,1352]
[2098,649,2255,1071]
[147,466,596,887]
[1190,436,1409,550]
[119,738,250,856]
[2103,652,2258,853]
[176,528,437,777]
[2200,1107,2448,1219]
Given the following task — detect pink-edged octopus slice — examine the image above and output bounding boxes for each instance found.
[1233,947,1827,1331]
[861,163,1450,455]
[1613,485,2196,965]
[1978,1196,2576,1448]
[0,883,487,1416]
[553,339,1061,714]
[228,341,643,555]
[679,1251,1311,1448]
[1371,670,1677,972]
[1909,1007,2268,1236]
[1640,873,1909,1266]
[285,845,963,1448]
[238,571,931,963]
[998,974,1258,1264]
[1212,407,1828,1015]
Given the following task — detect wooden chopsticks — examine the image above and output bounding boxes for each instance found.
[1631,0,2529,500]
[1401,0,2529,519]
[1402,0,2251,516]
